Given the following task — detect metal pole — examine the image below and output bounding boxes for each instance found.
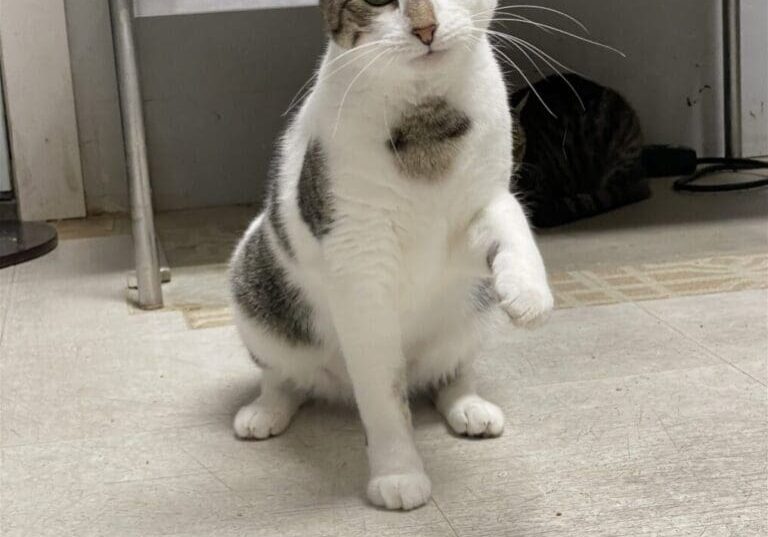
[723,0,742,159]
[109,0,163,309]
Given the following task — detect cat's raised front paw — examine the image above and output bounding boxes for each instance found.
[445,398,504,437]
[495,277,554,328]
[233,401,294,440]
[367,473,432,511]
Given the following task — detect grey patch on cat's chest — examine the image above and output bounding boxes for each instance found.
[388,98,472,180]
[231,226,318,346]
[298,141,335,239]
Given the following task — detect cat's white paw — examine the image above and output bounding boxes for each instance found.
[446,398,505,437]
[367,473,432,511]
[495,277,554,329]
[233,401,294,440]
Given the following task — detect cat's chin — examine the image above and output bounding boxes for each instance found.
[409,48,450,66]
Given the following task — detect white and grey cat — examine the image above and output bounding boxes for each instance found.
[229,0,553,510]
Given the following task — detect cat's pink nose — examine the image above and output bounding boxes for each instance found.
[412,24,437,46]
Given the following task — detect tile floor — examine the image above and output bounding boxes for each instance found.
[2,180,767,536]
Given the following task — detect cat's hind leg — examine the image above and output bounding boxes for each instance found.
[234,369,305,440]
[435,364,504,438]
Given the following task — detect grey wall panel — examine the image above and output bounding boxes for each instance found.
[65,0,130,214]
[134,8,324,211]
[741,0,768,157]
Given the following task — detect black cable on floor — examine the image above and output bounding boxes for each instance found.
[640,145,768,192]
[673,157,768,192]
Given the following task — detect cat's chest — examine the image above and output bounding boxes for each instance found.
[385,98,472,181]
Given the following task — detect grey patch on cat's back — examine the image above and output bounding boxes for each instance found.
[231,226,318,345]
[472,278,499,312]
[298,141,335,239]
[388,98,472,180]
[268,187,294,258]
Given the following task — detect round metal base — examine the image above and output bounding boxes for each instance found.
[0,221,58,269]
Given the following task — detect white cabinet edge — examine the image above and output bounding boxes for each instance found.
[134,0,318,17]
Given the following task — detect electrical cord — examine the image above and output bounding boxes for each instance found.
[673,157,768,192]
[640,145,768,192]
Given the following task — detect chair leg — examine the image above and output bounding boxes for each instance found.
[109,0,163,309]
[722,0,742,159]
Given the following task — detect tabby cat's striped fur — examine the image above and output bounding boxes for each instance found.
[511,74,649,227]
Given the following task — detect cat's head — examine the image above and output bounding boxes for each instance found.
[319,0,497,68]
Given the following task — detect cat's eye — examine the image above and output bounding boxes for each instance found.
[363,0,396,7]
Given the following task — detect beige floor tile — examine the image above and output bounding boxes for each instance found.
[2,237,189,349]
[1,431,211,536]
[431,365,767,537]
[0,326,255,447]
[162,503,457,537]
[2,471,252,537]
[537,177,768,272]
[0,265,14,343]
[1,215,766,535]
[639,289,768,384]
[738,358,768,385]
[476,301,722,387]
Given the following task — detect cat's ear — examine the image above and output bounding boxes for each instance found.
[513,92,531,116]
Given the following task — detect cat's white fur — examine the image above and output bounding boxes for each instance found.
[230,0,553,510]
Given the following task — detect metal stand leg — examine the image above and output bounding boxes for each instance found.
[109,0,163,309]
[723,0,742,159]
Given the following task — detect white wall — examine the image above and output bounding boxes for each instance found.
[1,0,86,220]
[65,1,767,214]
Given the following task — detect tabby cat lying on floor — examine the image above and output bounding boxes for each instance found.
[229,0,553,510]
[511,73,649,227]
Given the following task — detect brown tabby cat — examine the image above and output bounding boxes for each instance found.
[511,74,649,227]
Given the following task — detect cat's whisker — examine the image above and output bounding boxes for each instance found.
[506,35,581,78]
[473,12,556,36]
[475,17,625,57]
[471,28,556,117]
[292,45,388,114]
[487,32,546,80]
[322,44,388,83]
[332,48,392,139]
[474,4,589,35]
[508,36,586,111]
[475,32,556,118]
[284,41,391,116]
[323,40,393,74]
[485,29,586,111]
[382,93,406,170]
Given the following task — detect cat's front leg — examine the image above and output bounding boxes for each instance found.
[473,191,554,328]
[324,225,431,511]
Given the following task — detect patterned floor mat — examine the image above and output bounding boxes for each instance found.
[161,253,768,330]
